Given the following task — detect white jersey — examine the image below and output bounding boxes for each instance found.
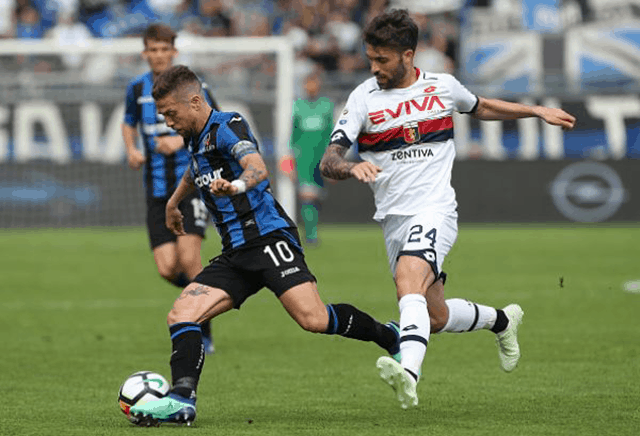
[330,69,478,221]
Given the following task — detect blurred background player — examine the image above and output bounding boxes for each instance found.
[288,71,333,245]
[121,24,219,354]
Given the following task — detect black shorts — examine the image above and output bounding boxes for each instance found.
[146,191,208,249]
[193,229,316,309]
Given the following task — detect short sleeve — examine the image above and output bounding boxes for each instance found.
[123,81,138,127]
[329,86,367,148]
[446,75,479,114]
[217,113,258,155]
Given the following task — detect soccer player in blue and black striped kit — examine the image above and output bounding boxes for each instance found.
[122,25,218,353]
[128,65,401,425]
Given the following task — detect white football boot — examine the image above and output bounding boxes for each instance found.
[376,356,418,409]
[496,304,524,372]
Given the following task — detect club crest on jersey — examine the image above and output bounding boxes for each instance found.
[203,133,215,151]
[403,122,420,144]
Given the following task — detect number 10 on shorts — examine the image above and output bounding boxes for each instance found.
[263,241,295,267]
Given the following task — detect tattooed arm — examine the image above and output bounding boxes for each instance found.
[166,170,197,235]
[320,143,382,183]
[210,147,268,196]
[238,153,268,188]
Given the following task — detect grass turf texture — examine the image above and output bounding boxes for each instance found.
[1,224,638,435]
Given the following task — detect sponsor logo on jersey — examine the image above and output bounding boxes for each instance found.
[194,168,224,187]
[424,86,437,93]
[280,266,301,278]
[391,148,434,161]
[368,96,446,125]
[403,122,420,144]
[339,119,347,125]
[342,109,348,115]
[230,116,242,123]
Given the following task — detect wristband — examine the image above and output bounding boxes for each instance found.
[230,179,247,194]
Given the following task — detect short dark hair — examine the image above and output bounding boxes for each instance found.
[143,23,177,47]
[363,9,418,52]
[152,65,201,101]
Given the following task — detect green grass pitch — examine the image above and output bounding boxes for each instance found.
[1,224,639,435]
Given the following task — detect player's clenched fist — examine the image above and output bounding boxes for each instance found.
[350,162,382,183]
[165,202,185,236]
[126,149,146,170]
[210,179,238,196]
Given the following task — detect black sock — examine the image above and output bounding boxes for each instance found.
[323,304,397,352]
[168,322,204,400]
[200,320,211,340]
[170,273,191,289]
[490,309,509,334]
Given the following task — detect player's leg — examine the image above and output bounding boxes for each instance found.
[147,198,187,287]
[256,230,398,353]
[277,281,398,353]
[394,255,435,381]
[375,213,454,408]
[152,242,182,284]
[428,276,524,372]
[176,234,216,354]
[176,194,216,354]
[130,283,233,425]
[130,256,247,425]
[375,254,435,409]
[299,183,321,244]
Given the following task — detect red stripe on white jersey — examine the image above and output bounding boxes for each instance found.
[358,116,453,146]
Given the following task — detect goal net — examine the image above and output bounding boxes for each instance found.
[0,36,295,228]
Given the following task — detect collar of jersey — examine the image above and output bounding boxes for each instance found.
[193,108,215,146]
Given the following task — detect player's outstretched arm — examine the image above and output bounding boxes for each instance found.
[166,170,197,235]
[210,152,268,196]
[320,144,381,183]
[473,97,576,130]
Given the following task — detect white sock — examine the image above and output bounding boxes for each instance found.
[398,294,430,381]
[440,298,497,333]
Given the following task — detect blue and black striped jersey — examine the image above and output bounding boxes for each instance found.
[124,71,219,199]
[187,111,298,252]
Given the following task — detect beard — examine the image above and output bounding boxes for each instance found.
[375,62,407,90]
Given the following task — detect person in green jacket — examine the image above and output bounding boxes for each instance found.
[289,71,334,244]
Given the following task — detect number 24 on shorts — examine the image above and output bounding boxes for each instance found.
[407,225,437,247]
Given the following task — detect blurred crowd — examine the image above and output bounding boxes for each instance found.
[0,0,460,86]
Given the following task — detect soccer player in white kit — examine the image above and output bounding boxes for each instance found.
[320,9,576,409]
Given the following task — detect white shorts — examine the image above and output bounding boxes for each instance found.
[380,210,458,278]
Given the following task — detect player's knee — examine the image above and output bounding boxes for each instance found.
[179,256,201,277]
[157,263,178,282]
[167,305,197,325]
[430,312,448,333]
[296,310,328,333]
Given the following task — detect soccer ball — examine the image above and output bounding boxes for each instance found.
[118,371,170,421]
